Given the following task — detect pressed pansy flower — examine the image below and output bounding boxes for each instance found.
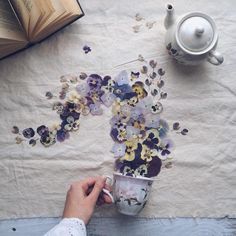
[12,126,19,134]
[15,136,24,144]
[56,128,69,143]
[37,125,49,136]
[140,145,158,162]
[132,81,147,99]
[126,94,139,107]
[134,164,148,177]
[110,126,127,143]
[89,102,103,116]
[22,128,35,139]
[87,74,102,90]
[111,143,126,158]
[147,157,162,177]
[68,91,82,104]
[119,104,132,118]
[145,113,160,128]
[62,116,80,131]
[126,126,140,140]
[142,129,160,150]
[52,102,64,114]
[114,70,129,86]
[130,71,140,81]
[113,83,133,100]
[76,83,90,97]
[159,138,173,159]
[45,91,53,99]
[79,72,88,80]
[158,119,169,138]
[122,166,135,176]
[101,76,115,93]
[40,129,56,147]
[122,140,139,161]
[151,102,163,114]
[83,45,91,54]
[136,96,153,114]
[101,93,116,107]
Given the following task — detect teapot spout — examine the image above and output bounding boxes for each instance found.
[164,3,175,30]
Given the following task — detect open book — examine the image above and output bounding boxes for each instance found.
[0,0,84,59]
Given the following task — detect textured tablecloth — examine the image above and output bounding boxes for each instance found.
[0,0,236,220]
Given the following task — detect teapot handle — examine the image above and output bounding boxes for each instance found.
[207,50,224,65]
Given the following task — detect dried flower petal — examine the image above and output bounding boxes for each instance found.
[29,139,36,146]
[15,136,23,144]
[146,21,156,29]
[181,128,188,135]
[160,92,167,99]
[173,122,180,130]
[135,13,144,21]
[138,54,145,62]
[158,68,165,76]
[83,45,91,54]
[149,60,157,68]
[133,25,141,33]
[79,72,88,80]
[141,66,148,74]
[22,128,35,139]
[158,80,164,88]
[45,91,53,99]
[12,126,19,134]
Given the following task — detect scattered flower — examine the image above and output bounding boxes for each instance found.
[132,25,141,33]
[135,13,144,21]
[83,45,91,54]
[45,91,53,99]
[12,126,19,134]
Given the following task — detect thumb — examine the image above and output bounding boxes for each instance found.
[87,177,106,204]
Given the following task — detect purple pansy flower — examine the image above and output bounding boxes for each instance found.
[113,83,133,100]
[126,126,140,140]
[22,128,35,139]
[114,70,129,86]
[111,143,126,158]
[76,83,90,97]
[89,102,103,115]
[145,113,160,128]
[57,129,70,142]
[87,74,102,90]
[101,93,116,107]
[83,45,91,54]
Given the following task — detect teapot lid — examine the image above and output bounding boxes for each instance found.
[176,13,218,54]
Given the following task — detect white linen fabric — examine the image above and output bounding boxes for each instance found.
[44,218,86,236]
[0,0,236,219]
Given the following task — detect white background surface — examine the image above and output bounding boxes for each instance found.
[0,0,236,219]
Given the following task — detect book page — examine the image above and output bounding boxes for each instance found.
[60,0,82,15]
[0,0,27,42]
[9,0,30,37]
[32,0,67,41]
[10,0,43,38]
[34,0,54,33]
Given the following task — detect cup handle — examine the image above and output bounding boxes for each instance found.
[102,175,114,203]
[207,50,224,65]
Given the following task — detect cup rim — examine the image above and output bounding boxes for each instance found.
[113,172,154,182]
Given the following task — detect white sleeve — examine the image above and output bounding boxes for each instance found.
[44,218,86,236]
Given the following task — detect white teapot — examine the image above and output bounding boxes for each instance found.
[164,4,224,65]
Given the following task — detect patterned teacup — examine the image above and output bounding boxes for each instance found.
[104,173,154,216]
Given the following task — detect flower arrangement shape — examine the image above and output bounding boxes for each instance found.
[12,59,188,178]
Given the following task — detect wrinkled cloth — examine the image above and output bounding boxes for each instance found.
[0,0,236,220]
[44,218,86,236]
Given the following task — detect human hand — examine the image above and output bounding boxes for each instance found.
[62,176,112,224]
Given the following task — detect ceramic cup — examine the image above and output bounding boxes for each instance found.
[103,173,154,216]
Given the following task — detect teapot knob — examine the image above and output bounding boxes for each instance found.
[195,27,205,36]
